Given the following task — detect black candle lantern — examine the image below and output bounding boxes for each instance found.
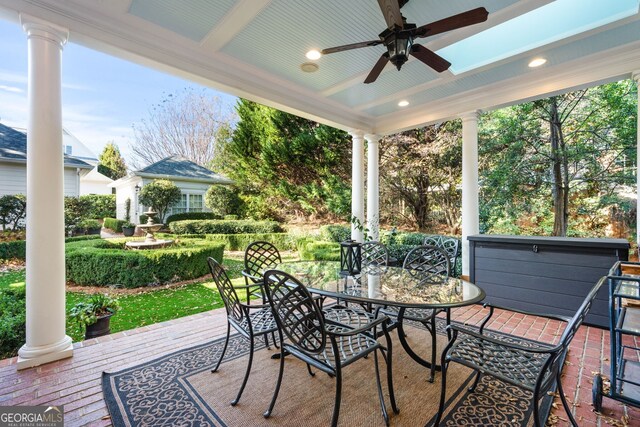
[340,240,362,276]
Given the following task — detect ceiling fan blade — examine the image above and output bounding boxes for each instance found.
[321,40,383,55]
[364,53,390,84]
[411,44,451,73]
[413,7,489,38]
[377,0,404,29]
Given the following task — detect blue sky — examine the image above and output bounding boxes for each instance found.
[0,18,237,164]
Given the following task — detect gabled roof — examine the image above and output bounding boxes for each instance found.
[0,123,92,169]
[134,155,232,184]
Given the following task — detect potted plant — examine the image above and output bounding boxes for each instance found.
[122,221,136,237]
[69,294,120,339]
[77,219,102,235]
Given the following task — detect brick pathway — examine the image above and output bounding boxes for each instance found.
[0,305,638,426]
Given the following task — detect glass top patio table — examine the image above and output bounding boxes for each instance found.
[271,261,485,309]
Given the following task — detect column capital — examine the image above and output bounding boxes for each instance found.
[460,110,481,122]
[632,71,640,84]
[365,134,382,143]
[20,14,68,47]
[349,130,365,140]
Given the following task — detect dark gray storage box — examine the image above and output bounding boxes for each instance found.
[468,235,629,328]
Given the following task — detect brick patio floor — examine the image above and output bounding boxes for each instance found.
[0,305,638,426]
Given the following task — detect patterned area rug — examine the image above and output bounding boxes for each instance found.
[103,320,554,426]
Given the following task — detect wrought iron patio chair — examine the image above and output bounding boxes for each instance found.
[262,269,399,427]
[207,257,278,406]
[433,276,606,427]
[242,241,282,303]
[361,241,389,267]
[423,235,461,276]
[381,245,451,382]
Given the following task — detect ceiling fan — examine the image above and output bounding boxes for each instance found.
[320,0,489,84]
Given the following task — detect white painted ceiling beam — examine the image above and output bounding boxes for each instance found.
[200,0,272,52]
[374,40,640,134]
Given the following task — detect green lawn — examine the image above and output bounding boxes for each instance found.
[0,252,298,343]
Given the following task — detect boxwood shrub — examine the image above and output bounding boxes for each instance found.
[204,233,295,251]
[0,235,101,260]
[319,224,351,243]
[170,219,283,235]
[297,238,340,261]
[65,239,224,288]
[103,217,126,233]
[0,287,26,359]
[165,212,219,226]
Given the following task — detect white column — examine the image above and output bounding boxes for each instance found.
[461,111,480,279]
[634,72,640,249]
[17,15,73,369]
[365,134,381,241]
[350,131,365,242]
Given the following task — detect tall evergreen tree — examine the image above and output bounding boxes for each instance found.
[216,99,351,220]
[98,142,128,180]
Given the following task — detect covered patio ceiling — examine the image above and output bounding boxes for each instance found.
[0,0,639,134]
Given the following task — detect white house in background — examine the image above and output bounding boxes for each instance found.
[110,155,232,224]
[63,129,115,195]
[80,167,115,196]
[0,123,92,197]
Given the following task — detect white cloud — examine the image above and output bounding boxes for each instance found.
[0,85,23,93]
[0,70,27,84]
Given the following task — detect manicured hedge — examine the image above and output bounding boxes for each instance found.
[297,238,340,261]
[65,239,225,288]
[0,287,26,358]
[0,235,101,260]
[81,194,116,219]
[319,224,351,243]
[103,217,126,233]
[65,235,103,243]
[158,232,296,251]
[165,212,219,226]
[170,219,283,235]
[206,233,295,251]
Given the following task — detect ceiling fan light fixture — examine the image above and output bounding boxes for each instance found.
[300,62,319,73]
[384,31,413,70]
[306,49,322,60]
[528,57,547,68]
[398,100,409,107]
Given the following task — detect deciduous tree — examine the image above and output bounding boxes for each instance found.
[132,89,235,168]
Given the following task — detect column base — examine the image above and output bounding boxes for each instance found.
[16,335,73,370]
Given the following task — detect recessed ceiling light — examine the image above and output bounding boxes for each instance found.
[528,57,547,68]
[306,50,322,60]
[398,100,409,107]
[300,62,319,73]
